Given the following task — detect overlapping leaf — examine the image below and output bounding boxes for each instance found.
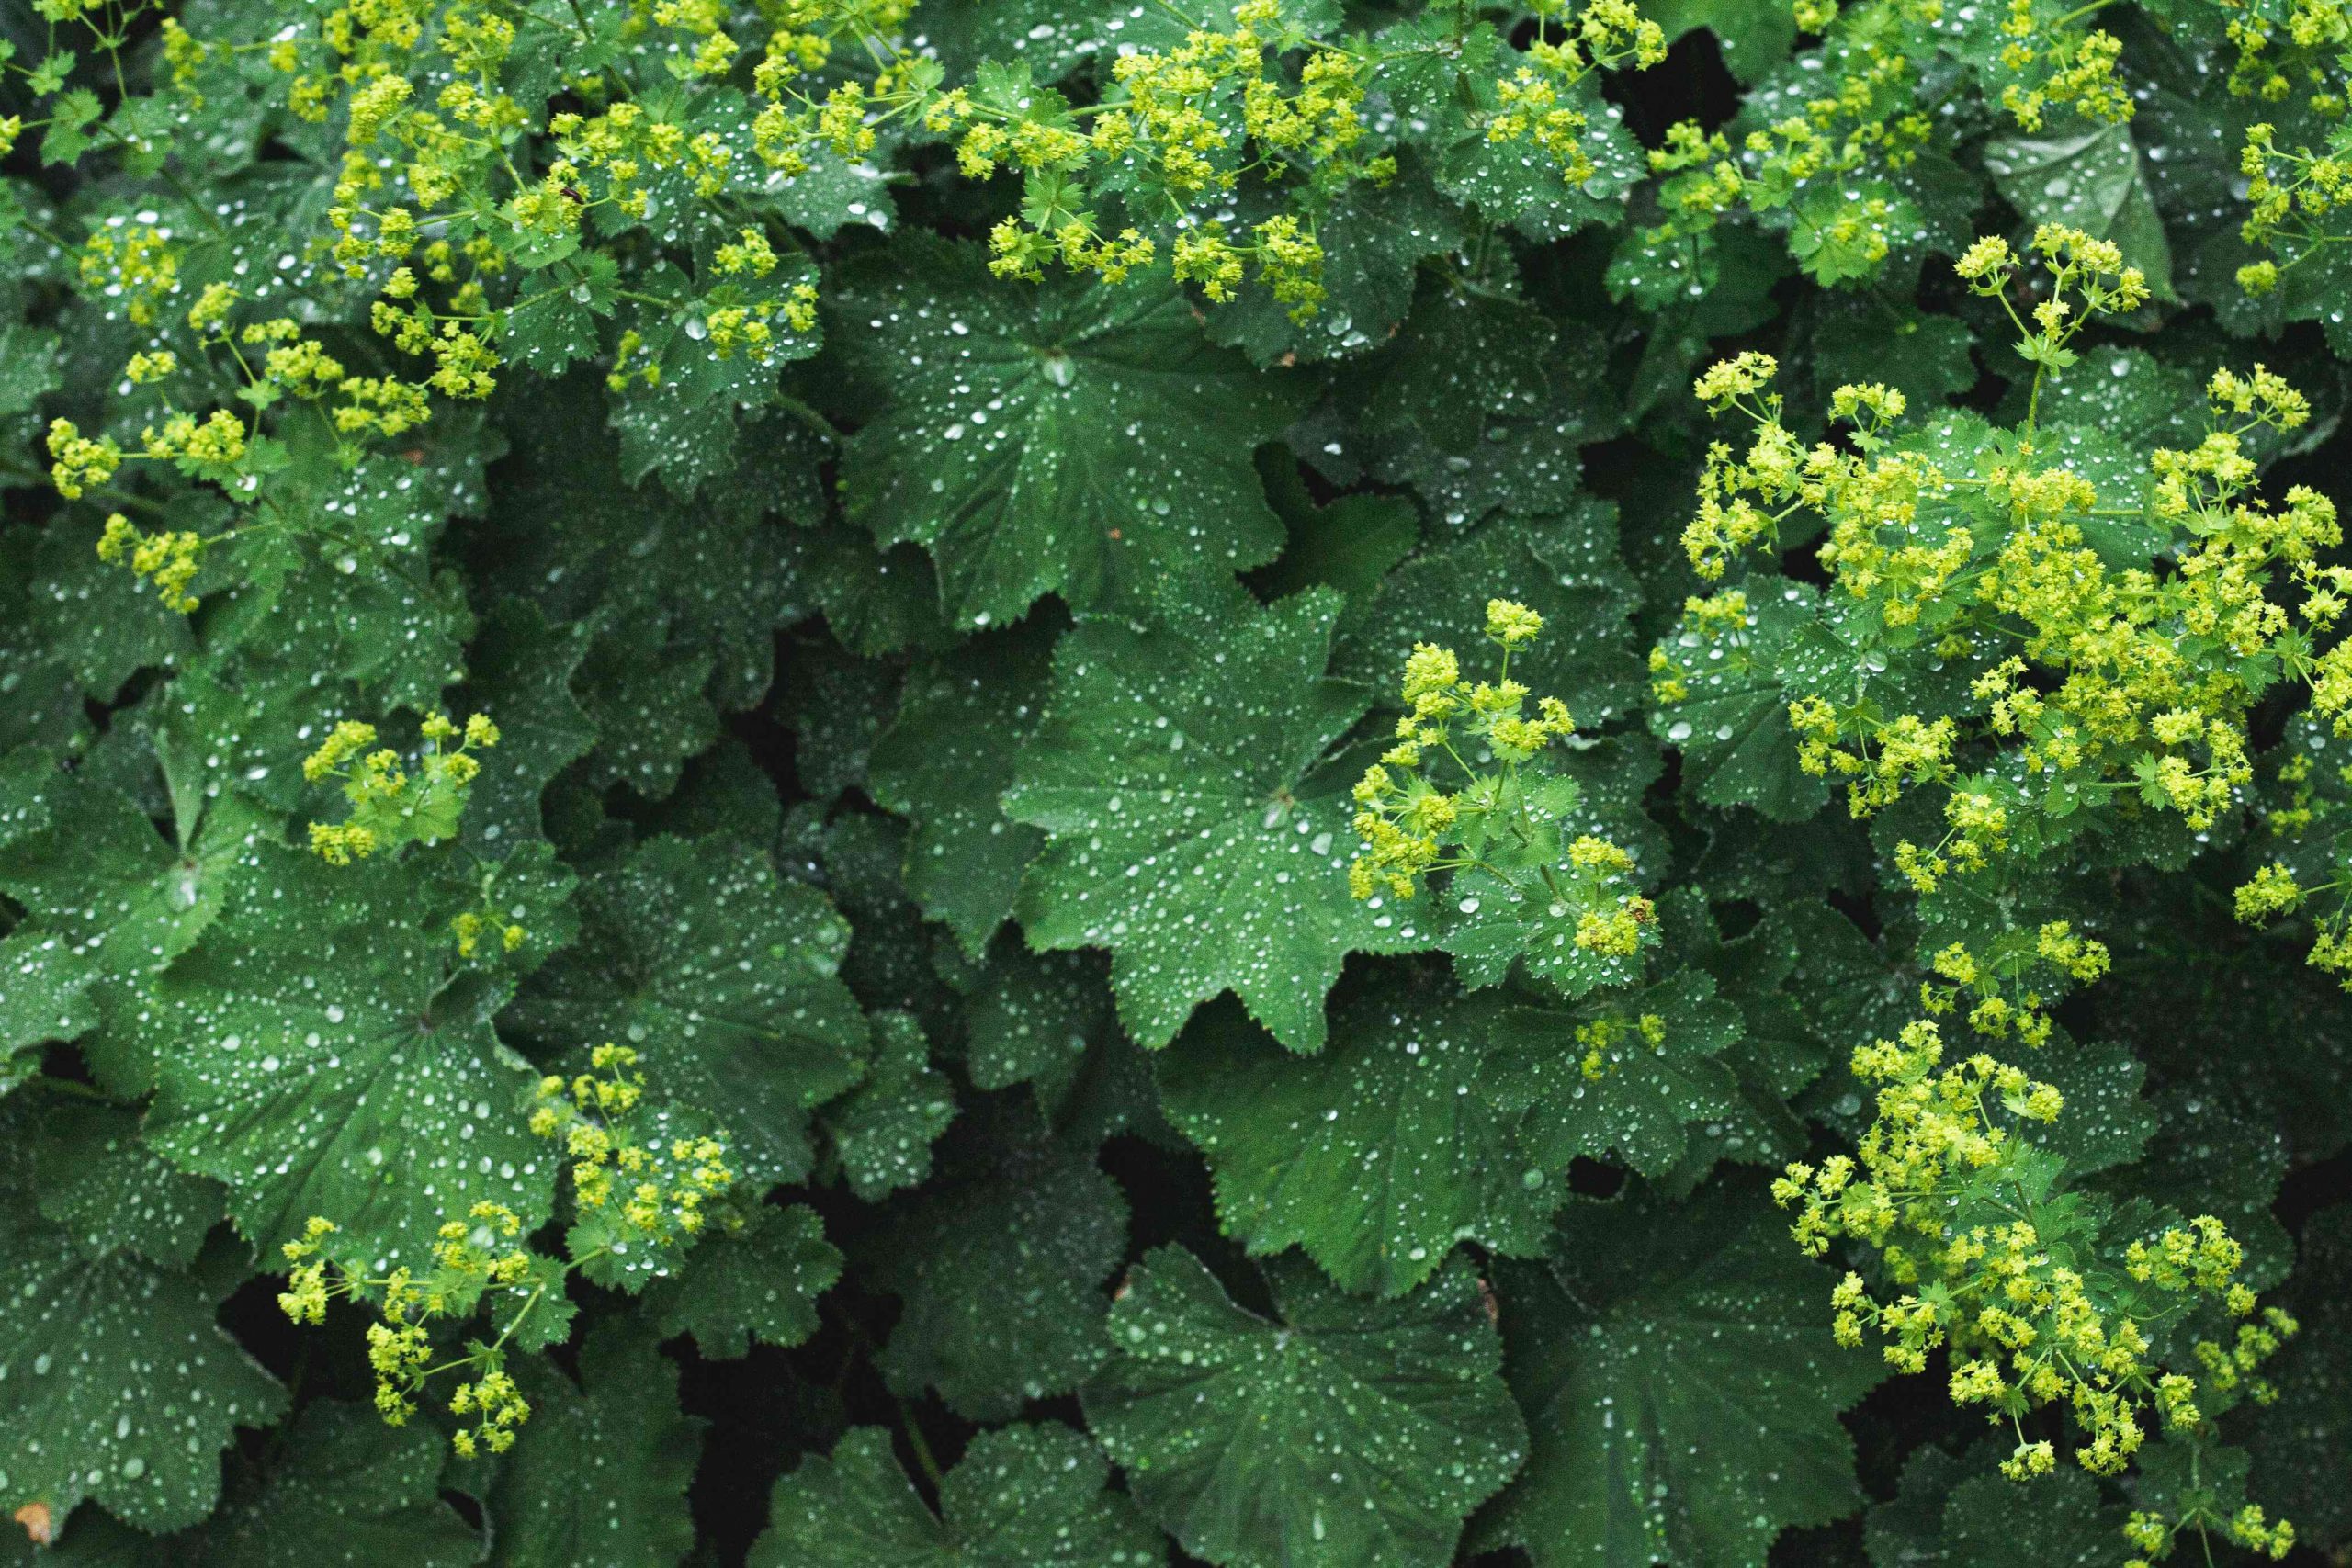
[1006,586,1432,1051]
[510,833,867,1185]
[141,844,555,1269]
[832,238,1311,628]
[1484,1182,1885,1566]
[1084,1247,1525,1568]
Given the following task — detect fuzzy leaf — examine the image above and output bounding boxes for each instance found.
[1486,968,1749,1179]
[198,1402,481,1568]
[1155,982,1554,1296]
[510,834,867,1185]
[820,1010,956,1201]
[1006,587,1432,1052]
[833,238,1310,628]
[484,1320,703,1568]
[1484,1181,1884,1566]
[753,1423,1162,1567]
[643,1202,841,1359]
[32,1101,226,1269]
[1083,1247,1525,1568]
[871,1118,1127,1420]
[142,844,555,1270]
[867,620,1055,958]
[0,1217,285,1534]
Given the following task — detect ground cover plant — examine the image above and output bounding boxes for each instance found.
[3,0,2352,1562]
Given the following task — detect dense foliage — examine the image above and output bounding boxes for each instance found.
[3,0,2351,1563]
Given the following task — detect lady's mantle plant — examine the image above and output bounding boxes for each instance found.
[1,0,2349,1565]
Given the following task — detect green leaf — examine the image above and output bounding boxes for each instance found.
[1650,578,1832,822]
[511,833,867,1185]
[752,1423,1163,1567]
[1486,967,1749,1179]
[0,1216,285,1533]
[0,926,96,1071]
[2091,1078,2290,1288]
[820,1010,956,1201]
[0,324,62,418]
[458,599,596,853]
[1156,981,1554,1296]
[502,254,616,376]
[833,237,1311,628]
[1332,503,1645,730]
[1250,457,1420,634]
[1983,120,2175,299]
[570,617,719,802]
[1645,0,1795,81]
[140,844,554,1269]
[961,944,1108,1098]
[1789,179,1918,286]
[1083,1247,1526,1568]
[1806,302,1977,413]
[1361,322,1621,530]
[642,1202,841,1359]
[910,0,1114,83]
[2013,1036,2156,1178]
[1206,156,1459,367]
[779,635,903,803]
[31,1100,225,1268]
[1366,280,1559,454]
[1867,1441,2124,1568]
[1483,1181,1884,1567]
[197,1402,481,1568]
[483,376,812,714]
[1006,587,1432,1052]
[960,942,1170,1144]
[871,1116,1127,1420]
[22,518,196,703]
[209,536,475,716]
[2242,1204,2352,1547]
[867,620,1055,959]
[1437,81,1645,241]
[483,1319,703,1568]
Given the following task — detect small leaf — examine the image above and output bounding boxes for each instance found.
[483,1319,703,1568]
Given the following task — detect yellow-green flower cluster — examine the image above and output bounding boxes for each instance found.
[1488,0,1666,185]
[2126,1503,2298,1567]
[1915,923,2109,1046]
[1350,601,1583,899]
[1664,245,2342,893]
[44,419,122,501]
[278,1201,545,1450]
[303,711,499,865]
[1776,1018,2295,1495]
[1994,0,2132,130]
[1573,1008,1668,1081]
[279,1039,733,1455]
[529,1044,734,1246]
[94,513,206,614]
[77,223,179,327]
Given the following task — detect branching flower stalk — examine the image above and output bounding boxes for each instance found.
[281,1044,735,1457]
[1775,1019,2300,1537]
[1662,228,2346,906]
[1351,600,1654,961]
